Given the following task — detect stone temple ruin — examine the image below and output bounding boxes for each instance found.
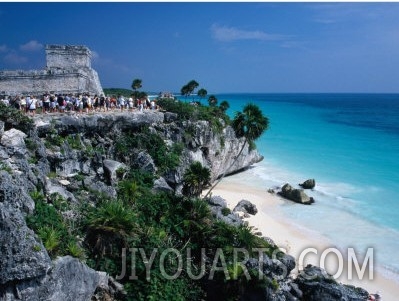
[0,45,104,96]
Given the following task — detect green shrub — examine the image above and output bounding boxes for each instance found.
[26,196,78,259]
[84,199,138,257]
[0,102,34,133]
[47,171,57,179]
[25,137,38,152]
[0,162,12,173]
[66,241,85,259]
[29,190,45,202]
[73,173,85,182]
[115,129,182,174]
[157,98,230,133]
[38,226,61,256]
[66,134,83,150]
[221,207,231,216]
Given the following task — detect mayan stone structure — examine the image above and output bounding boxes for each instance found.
[0,45,104,96]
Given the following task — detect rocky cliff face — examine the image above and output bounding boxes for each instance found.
[0,111,368,301]
[0,111,263,300]
[35,111,263,190]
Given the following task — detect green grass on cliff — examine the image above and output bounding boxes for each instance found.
[157,98,230,134]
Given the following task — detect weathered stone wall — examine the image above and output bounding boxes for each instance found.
[0,45,103,96]
[46,45,91,69]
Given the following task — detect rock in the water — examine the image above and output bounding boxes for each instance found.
[279,183,314,205]
[233,199,258,215]
[299,179,316,189]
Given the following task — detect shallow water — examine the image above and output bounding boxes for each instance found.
[214,93,399,282]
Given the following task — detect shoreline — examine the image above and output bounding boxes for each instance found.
[205,170,399,300]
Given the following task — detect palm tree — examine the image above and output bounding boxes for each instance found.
[219,100,230,113]
[180,84,189,101]
[197,88,208,102]
[208,95,218,107]
[181,80,199,102]
[204,103,269,198]
[182,161,211,197]
[131,78,142,98]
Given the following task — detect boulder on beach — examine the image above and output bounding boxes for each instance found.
[233,199,258,215]
[279,183,315,205]
[299,178,316,189]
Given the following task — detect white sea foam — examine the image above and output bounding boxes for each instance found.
[220,92,399,286]
[244,160,399,284]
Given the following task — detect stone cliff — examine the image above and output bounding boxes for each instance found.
[0,111,368,301]
[0,111,262,300]
[34,111,263,190]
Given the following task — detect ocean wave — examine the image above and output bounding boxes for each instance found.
[246,161,399,284]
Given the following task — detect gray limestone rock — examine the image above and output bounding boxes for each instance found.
[164,112,178,123]
[1,256,108,301]
[299,178,316,189]
[36,256,102,301]
[294,265,369,301]
[220,212,243,226]
[134,151,156,174]
[0,120,4,137]
[103,159,127,186]
[0,203,51,285]
[279,183,315,205]
[0,172,51,286]
[233,199,258,215]
[47,182,77,204]
[0,128,27,148]
[207,195,228,208]
[152,177,174,193]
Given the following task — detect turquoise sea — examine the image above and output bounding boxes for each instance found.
[213,93,399,282]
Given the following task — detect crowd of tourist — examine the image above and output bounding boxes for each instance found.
[0,93,158,116]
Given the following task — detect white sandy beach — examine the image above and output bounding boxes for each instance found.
[205,171,399,301]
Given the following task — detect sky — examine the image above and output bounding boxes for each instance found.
[1,2,399,93]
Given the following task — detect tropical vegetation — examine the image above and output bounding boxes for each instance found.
[20,79,273,300]
[204,103,269,198]
[182,161,211,197]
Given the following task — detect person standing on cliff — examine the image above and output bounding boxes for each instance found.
[57,94,65,113]
[27,95,37,116]
[43,94,50,114]
[25,96,31,114]
[21,96,27,113]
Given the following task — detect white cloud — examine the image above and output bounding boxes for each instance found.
[211,24,286,42]
[20,40,43,52]
[0,44,8,52]
[4,52,28,64]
